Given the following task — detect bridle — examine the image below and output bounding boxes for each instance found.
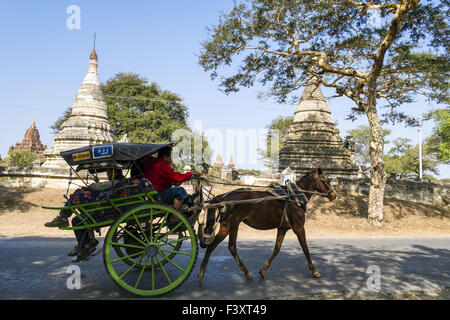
[318,174,336,199]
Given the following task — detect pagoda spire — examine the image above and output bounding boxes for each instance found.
[292,65,332,125]
[278,64,358,178]
[43,42,114,168]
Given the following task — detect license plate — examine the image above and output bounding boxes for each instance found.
[92,145,113,159]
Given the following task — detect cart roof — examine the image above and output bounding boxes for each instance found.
[60,142,173,169]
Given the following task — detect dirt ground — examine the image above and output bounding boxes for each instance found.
[0,185,448,239]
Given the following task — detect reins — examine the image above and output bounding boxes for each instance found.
[202,174,331,197]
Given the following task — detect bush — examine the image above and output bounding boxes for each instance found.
[5,151,38,168]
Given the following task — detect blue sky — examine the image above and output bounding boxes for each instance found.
[0,1,448,177]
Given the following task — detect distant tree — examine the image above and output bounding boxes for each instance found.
[258,115,293,170]
[50,107,72,133]
[172,129,212,172]
[5,151,38,168]
[427,109,450,163]
[384,137,439,180]
[199,0,449,226]
[102,73,189,143]
[348,125,391,167]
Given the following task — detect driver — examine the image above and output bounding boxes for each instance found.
[143,146,201,211]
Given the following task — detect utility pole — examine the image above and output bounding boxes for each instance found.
[418,117,424,181]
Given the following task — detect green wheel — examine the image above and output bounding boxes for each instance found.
[111,221,184,270]
[103,204,197,297]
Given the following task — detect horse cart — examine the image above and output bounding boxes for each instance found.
[43,142,335,297]
[42,143,209,297]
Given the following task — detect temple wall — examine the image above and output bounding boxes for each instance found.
[1,167,448,205]
[334,178,450,205]
[0,166,97,189]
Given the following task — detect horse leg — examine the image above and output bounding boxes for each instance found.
[228,226,252,278]
[197,222,231,283]
[259,227,288,279]
[203,208,216,235]
[292,224,321,278]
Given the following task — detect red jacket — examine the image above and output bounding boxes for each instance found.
[143,157,192,192]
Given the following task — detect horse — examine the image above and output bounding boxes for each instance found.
[197,168,337,282]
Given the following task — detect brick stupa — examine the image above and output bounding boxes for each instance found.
[278,70,358,178]
[44,45,115,168]
[9,119,47,158]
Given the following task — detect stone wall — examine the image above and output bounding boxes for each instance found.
[0,167,448,205]
[335,178,450,205]
[0,166,94,189]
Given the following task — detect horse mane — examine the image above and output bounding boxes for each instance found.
[296,169,317,188]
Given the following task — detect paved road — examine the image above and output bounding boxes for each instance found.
[0,237,449,299]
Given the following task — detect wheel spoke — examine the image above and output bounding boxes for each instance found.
[133,214,150,244]
[160,236,190,246]
[157,222,183,244]
[134,255,150,288]
[159,253,185,273]
[111,250,145,263]
[149,208,154,242]
[155,255,172,284]
[160,249,192,256]
[119,255,143,280]
[154,212,168,240]
[151,256,155,291]
[118,225,148,247]
[111,242,146,250]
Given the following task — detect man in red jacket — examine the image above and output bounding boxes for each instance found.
[144,146,201,210]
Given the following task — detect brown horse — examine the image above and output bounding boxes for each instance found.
[197,168,337,282]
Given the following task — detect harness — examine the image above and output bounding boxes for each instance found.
[267,180,308,228]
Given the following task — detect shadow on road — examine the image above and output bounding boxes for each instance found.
[0,237,449,299]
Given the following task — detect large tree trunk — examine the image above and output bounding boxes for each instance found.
[366,103,386,226]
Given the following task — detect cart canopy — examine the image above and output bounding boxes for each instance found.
[60,142,173,171]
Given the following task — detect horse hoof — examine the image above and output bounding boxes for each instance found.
[312,270,321,278]
[197,274,204,283]
[259,270,265,279]
[245,271,253,278]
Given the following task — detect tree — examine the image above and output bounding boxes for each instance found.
[258,115,293,169]
[384,137,439,180]
[52,73,190,143]
[427,109,450,163]
[348,124,391,167]
[103,73,189,143]
[50,107,72,134]
[5,151,38,167]
[172,129,213,172]
[199,0,449,225]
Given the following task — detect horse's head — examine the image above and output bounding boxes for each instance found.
[296,168,338,201]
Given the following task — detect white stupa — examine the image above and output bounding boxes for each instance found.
[44,44,115,168]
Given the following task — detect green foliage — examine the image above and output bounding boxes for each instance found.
[102,73,189,143]
[258,115,293,169]
[347,125,391,167]
[384,137,439,180]
[238,168,262,175]
[427,109,450,163]
[50,107,72,133]
[171,129,212,172]
[5,151,38,168]
[199,0,449,123]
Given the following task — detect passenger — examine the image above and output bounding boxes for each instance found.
[45,168,125,261]
[44,168,125,228]
[143,146,201,211]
